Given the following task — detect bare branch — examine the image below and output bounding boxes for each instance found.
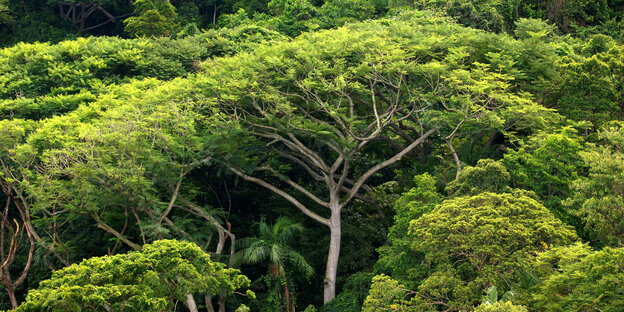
[157,168,185,226]
[445,138,461,179]
[344,128,437,206]
[259,166,330,209]
[226,165,331,227]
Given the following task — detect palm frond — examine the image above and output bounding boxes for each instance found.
[286,247,314,278]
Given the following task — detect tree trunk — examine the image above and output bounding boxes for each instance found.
[284,277,291,312]
[205,294,215,312]
[213,1,217,25]
[186,293,199,312]
[218,292,226,312]
[7,286,17,309]
[323,203,341,303]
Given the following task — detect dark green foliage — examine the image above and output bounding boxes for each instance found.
[316,0,376,28]
[0,0,11,25]
[558,43,624,127]
[320,272,373,312]
[267,0,316,36]
[376,174,441,287]
[566,122,624,247]
[502,129,585,224]
[235,217,312,312]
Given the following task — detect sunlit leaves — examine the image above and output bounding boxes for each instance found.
[15,240,250,312]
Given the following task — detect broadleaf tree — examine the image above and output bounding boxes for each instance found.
[203,13,557,303]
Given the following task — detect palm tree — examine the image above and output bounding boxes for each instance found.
[234,217,313,312]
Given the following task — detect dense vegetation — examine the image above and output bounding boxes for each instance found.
[1,0,623,311]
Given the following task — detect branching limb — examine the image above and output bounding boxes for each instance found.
[226,165,330,227]
[344,128,437,206]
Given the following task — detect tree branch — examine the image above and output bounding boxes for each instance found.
[226,165,330,227]
[343,128,437,205]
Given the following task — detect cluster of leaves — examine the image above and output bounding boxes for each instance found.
[124,0,179,37]
[12,240,251,312]
[0,26,286,120]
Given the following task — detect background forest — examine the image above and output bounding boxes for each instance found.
[1,0,623,311]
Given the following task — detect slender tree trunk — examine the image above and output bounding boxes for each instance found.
[217,292,226,312]
[216,228,225,254]
[323,203,341,303]
[7,286,17,309]
[213,1,217,25]
[284,277,291,312]
[186,294,199,312]
[205,294,215,312]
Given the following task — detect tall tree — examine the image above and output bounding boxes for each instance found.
[206,14,555,302]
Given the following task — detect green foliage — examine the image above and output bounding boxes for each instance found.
[124,0,179,37]
[513,18,556,40]
[564,0,611,28]
[409,0,522,33]
[446,159,511,197]
[572,19,624,43]
[502,129,585,224]
[362,274,433,311]
[473,301,528,312]
[504,17,563,98]
[316,0,376,28]
[530,243,624,312]
[320,272,373,312]
[566,122,624,246]
[2,6,624,310]
[409,191,578,308]
[580,34,616,55]
[408,0,623,36]
[303,305,317,312]
[0,36,197,100]
[558,44,624,126]
[0,0,11,24]
[14,240,250,311]
[481,286,514,306]
[235,217,312,311]
[235,217,313,278]
[0,28,287,119]
[376,174,441,286]
[266,0,316,36]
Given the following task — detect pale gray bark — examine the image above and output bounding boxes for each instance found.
[186,294,199,312]
[323,202,341,303]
